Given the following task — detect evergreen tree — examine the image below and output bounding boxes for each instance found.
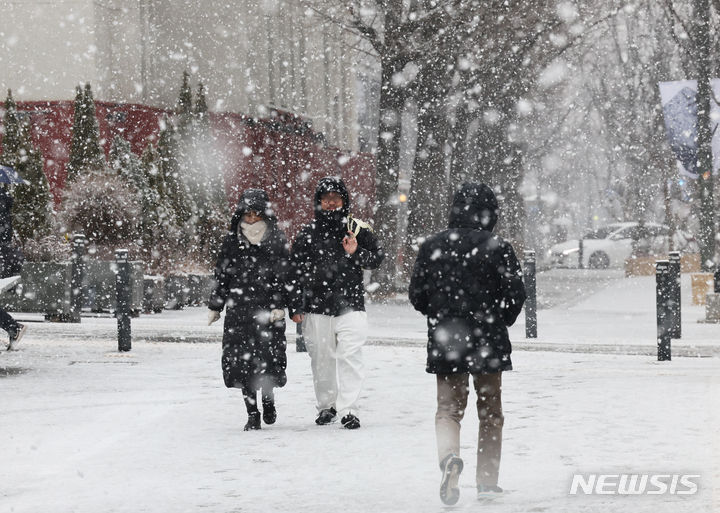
[111,136,163,264]
[194,82,210,130]
[176,70,194,138]
[1,89,21,167]
[109,136,147,193]
[140,141,183,271]
[13,155,50,242]
[193,81,225,208]
[1,90,52,242]
[66,83,105,182]
[141,142,165,199]
[157,121,194,226]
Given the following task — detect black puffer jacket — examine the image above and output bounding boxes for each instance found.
[290,177,384,316]
[409,183,526,375]
[0,187,13,245]
[209,189,292,389]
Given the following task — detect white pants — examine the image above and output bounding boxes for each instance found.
[302,311,367,418]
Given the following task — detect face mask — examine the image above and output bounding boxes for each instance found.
[241,220,268,245]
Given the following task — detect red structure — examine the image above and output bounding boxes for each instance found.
[3,100,375,238]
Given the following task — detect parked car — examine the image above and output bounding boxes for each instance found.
[548,222,698,269]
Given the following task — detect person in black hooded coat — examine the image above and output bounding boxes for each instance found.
[208,189,292,431]
[289,176,384,429]
[409,183,526,504]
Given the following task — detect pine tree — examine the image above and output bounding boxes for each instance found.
[157,121,194,225]
[141,142,165,199]
[1,89,21,167]
[193,81,225,207]
[194,82,210,130]
[1,90,52,242]
[109,136,147,193]
[139,141,183,272]
[81,83,106,172]
[176,70,194,138]
[111,135,163,264]
[13,136,52,241]
[66,83,105,182]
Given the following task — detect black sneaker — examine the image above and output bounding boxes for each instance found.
[439,454,463,505]
[7,323,26,351]
[341,414,361,430]
[315,407,337,425]
[477,484,503,501]
[262,399,277,425]
[243,412,261,431]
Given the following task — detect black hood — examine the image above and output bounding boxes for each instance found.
[314,176,350,218]
[230,188,277,232]
[448,182,498,231]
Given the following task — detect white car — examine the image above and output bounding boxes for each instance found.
[548,222,698,269]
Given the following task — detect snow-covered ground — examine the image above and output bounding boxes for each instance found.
[1,270,719,512]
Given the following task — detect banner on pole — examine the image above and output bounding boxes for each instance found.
[659,79,720,179]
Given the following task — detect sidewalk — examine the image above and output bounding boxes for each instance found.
[9,271,719,357]
[1,271,719,513]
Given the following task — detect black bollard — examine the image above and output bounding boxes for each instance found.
[656,260,672,361]
[69,233,87,323]
[714,266,720,294]
[296,321,307,352]
[578,239,584,269]
[115,249,132,352]
[668,251,681,339]
[523,250,537,338]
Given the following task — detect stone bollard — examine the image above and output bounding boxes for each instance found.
[523,250,537,339]
[296,322,306,352]
[668,251,681,339]
[69,233,87,323]
[706,293,720,322]
[115,249,132,352]
[655,260,672,361]
[578,239,584,269]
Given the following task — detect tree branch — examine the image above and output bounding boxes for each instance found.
[661,0,694,56]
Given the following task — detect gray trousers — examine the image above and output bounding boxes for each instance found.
[435,372,504,487]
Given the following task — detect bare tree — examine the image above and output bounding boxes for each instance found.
[582,2,679,225]
[663,0,719,267]
[301,0,469,290]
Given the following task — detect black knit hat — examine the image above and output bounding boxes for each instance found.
[230,188,276,232]
[448,182,499,231]
[314,176,350,216]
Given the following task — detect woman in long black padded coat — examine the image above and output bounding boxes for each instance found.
[208,189,292,431]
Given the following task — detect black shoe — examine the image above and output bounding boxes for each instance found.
[315,407,337,425]
[341,414,361,430]
[477,484,503,501]
[262,399,276,425]
[243,412,261,431]
[7,323,26,351]
[439,454,463,505]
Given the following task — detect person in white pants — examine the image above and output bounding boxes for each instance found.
[302,310,367,419]
[290,177,384,429]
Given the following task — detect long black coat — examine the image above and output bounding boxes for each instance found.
[209,190,292,390]
[290,177,384,316]
[409,183,526,375]
[0,187,13,245]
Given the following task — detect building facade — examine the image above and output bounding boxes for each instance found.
[0,0,362,151]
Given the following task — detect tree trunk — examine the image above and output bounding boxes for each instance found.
[403,56,452,277]
[448,89,472,193]
[372,56,406,294]
[471,117,525,249]
[693,0,716,269]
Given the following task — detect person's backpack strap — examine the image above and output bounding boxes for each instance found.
[347,214,372,237]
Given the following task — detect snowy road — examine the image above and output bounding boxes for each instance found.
[2,339,719,513]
